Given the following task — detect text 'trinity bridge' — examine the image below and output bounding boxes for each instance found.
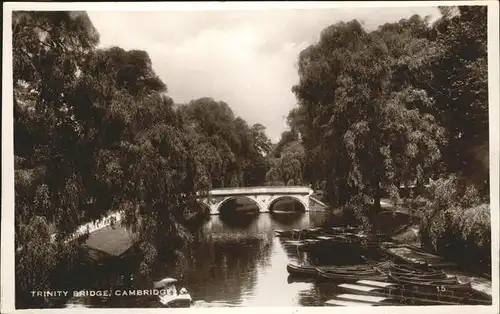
[197,186,314,215]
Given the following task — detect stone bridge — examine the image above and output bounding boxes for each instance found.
[197,186,314,215]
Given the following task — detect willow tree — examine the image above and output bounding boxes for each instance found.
[13,11,201,301]
[291,18,446,215]
[13,11,100,304]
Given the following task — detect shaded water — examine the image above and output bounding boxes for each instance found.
[64,210,360,308]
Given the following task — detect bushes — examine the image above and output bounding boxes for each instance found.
[419,176,490,271]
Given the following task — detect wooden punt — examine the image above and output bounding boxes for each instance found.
[286,263,318,277]
[329,226,361,234]
[334,294,398,305]
[274,230,294,237]
[287,262,383,277]
[283,239,321,246]
[276,227,327,239]
[319,261,391,272]
[330,226,347,232]
[390,272,447,280]
[388,269,448,280]
[317,269,388,282]
[391,263,433,273]
[321,268,381,276]
[308,227,323,233]
[315,235,337,241]
[388,274,472,291]
[341,283,492,305]
[377,266,454,283]
[300,227,325,236]
[392,265,447,274]
[337,283,462,305]
[356,280,398,288]
[283,239,322,252]
[391,274,460,284]
[381,244,448,267]
[324,299,376,307]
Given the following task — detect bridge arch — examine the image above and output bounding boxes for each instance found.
[217,195,263,214]
[267,195,307,213]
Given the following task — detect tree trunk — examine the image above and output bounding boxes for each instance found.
[373,174,381,211]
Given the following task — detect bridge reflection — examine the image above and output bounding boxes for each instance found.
[219,211,259,229]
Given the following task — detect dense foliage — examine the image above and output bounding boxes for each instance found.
[288,7,488,207]
[419,176,490,270]
[265,130,305,186]
[13,11,272,304]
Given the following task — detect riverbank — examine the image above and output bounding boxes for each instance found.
[317,194,491,279]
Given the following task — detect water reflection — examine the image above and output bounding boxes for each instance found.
[63,210,340,308]
[219,211,260,229]
[270,211,304,225]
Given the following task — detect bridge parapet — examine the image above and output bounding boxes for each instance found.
[207,186,312,196]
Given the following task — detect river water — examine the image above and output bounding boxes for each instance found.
[64,209,362,308]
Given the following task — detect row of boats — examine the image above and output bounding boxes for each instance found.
[275,226,392,251]
[276,226,457,267]
[287,258,491,306]
[280,226,492,306]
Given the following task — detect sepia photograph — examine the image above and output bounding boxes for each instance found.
[2,1,499,312]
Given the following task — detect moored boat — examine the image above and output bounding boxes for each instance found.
[388,270,448,280]
[318,261,391,272]
[286,263,318,277]
[324,299,377,306]
[388,274,473,291]
[283,239,321,251]
[276,227,326,239]
[331,293,399,306]
[317,269,388,282]
[336,283,464,305]
[380,244,450,268]
[286,262,388,278]
[274,229,294,237]
[390,274,460,284]
[348,281,492,305]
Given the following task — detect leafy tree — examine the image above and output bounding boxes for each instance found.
[180,98,272,188]
[13,11,100,306]
[266,150,305,186]
[250,123,272,155]
[291,18,446,214]
[419,176,490,271]
[430,6,489,194]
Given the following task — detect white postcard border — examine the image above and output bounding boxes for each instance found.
[2,1,499,314]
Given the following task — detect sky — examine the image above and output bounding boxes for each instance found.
[87,6,441,142]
